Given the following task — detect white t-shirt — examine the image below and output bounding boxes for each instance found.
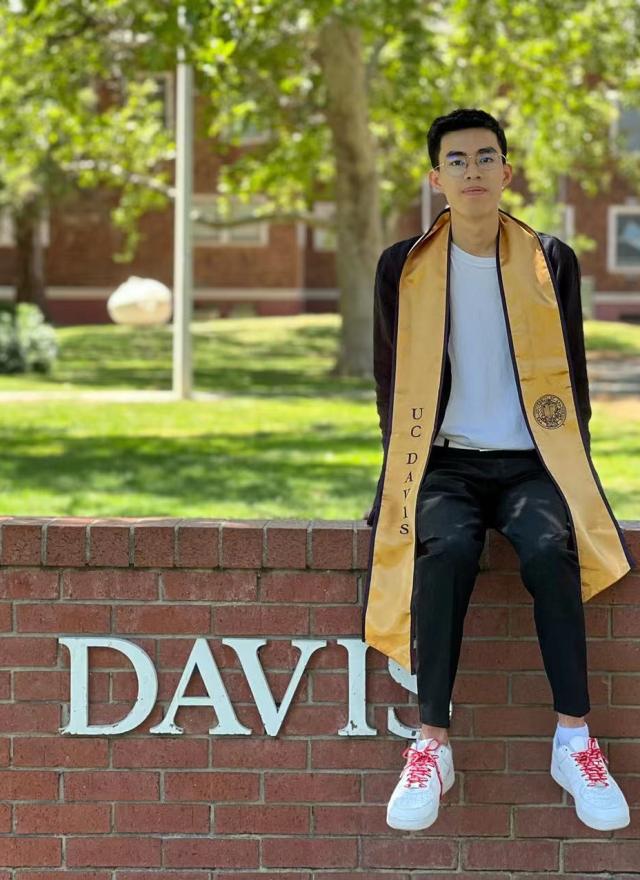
[435,241,535,450]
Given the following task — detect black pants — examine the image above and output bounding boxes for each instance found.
[412,443,591,727]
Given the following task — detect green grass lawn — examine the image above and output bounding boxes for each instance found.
[0,315,638,519]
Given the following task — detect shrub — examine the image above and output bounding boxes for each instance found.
[0,303,58,374]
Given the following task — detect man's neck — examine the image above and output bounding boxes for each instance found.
[449,208,499,257]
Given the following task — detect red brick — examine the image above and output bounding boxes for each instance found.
[176,521,220,567]
[114,803,209,833]
[212,738,307,769]
[16,603,109,633]
[45,521,89,566]
[413,875,504,880]
[0,837,61,867]
[361,838,457,869]
[317,802,509,836]
[221,521,265,568]
[582,705,640,738]
[117,874,209,880]
[214,604,309,635]
[63,569,157,600]
[462,839,559,871]
[265,520,308,569]
[608,740,640,772]
[205,667,308,704]
[366,670,415,703]
[163,569,256,601]
[487,531,521,571]
[113,603,210,633]
[310,521,353,569]
[611,673,640,705]
[0,769,58,800]
[472,571,521,603]
[219,871,312,880]
[163,838,259,869]
[450,739,506,770]
[88,522,130,566]
[612,605,640,636]
[63,770,160,801]
[0,569,58,599]
[214,804,310,834]
[264,771,360,803]
[453,672,508,704]
[66,836,161,867]
[0,521,44,565]
[465,605,509,636]
[311,671,349,703]
[473,706,555,736]
[511,672,609,706]
[13,736,108,767]
[354,522,372,569]
[465,771,562,804]
[609,572,640,603]
[459,639,543,671]
[514,805,603,837]
[260,570,357,603]
[16,874,111,880]
[278,705,347,736]
[112,738,208,769]
[0,704,60,733]
[564,841,640,873]
[133,520,177,567]
[15,803,110,833]
[510,604,608,637]
[165,770,259,802]
[312,738,402,769]
[263,837,358,868]
[311,605,361,635]
[217,875,309,880]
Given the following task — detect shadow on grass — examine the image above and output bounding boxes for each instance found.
[34,319,369,397]
[0,426,383,517]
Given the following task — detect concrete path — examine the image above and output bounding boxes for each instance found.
[0,357,638,402]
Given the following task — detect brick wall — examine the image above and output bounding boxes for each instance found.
[0,515,638,878]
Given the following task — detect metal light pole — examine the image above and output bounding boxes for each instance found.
[172,5,194,399]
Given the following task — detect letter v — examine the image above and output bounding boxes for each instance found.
[225,638,327,736]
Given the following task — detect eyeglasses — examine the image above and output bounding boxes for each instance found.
[434,151,507,177]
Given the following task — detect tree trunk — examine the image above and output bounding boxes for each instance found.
[316,18,383,378]
[14,198,49,319]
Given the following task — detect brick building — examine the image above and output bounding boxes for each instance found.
[1,76,639,325]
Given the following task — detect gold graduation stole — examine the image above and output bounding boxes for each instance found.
[364,208,633,673]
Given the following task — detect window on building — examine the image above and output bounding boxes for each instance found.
[191,194,269,247]
[312,201,337,252]
[136,71,175,130]
[607,206,640,273]
[0,207,50,248]
[608,90,640,155]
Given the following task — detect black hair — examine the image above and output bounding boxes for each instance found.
[427,108,508,169]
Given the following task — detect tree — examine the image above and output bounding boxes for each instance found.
[197,0,640,376]
[0,0,181,316]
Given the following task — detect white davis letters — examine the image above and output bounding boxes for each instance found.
[58,636,445,738]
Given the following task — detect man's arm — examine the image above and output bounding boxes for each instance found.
[557,244,592,453]
[373,246,397,447]
[365,247,397,525]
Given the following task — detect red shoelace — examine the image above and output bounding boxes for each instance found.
[570,737,610,786]
[400,740,444,791]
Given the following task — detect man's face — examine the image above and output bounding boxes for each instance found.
[428,127,512,214]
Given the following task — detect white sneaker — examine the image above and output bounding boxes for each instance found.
[550,734,630,831]
[386,736,455,831]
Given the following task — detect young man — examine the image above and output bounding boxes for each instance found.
[362,108,636,833]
